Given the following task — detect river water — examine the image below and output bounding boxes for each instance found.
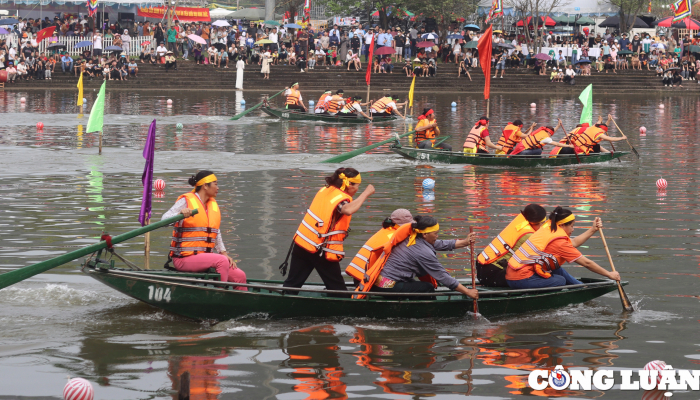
[0,90,698,399]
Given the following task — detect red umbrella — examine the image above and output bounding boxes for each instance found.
[374,46,396,55]
[141,40,151,46]
[416,41,435,48]
[653,16,700,29]
[516,16,556,27]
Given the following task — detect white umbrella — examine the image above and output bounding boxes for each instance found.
[212,20,231,27]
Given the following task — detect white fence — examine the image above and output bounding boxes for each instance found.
[0,34,156,58]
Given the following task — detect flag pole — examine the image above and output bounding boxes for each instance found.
[366,84,370,105]
[99,131,102,154]
[144,218,150,269]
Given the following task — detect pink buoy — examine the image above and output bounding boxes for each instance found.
[643,360,666,385]
[639,126,647,134]
[154,179,166,191]
[167,99,173,105]
[63,377,94,400]
[530,103,536,108]
[656,178,668,190]
[36,122,44,129]
[659,104,665,109]
[20,97,26,103]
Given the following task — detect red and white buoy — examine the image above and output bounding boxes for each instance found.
[63,378,94,400]
[639,126,647,135]
[154,179,166,191]
[643,360,666,385]
[656,178,668,190]
[36,122,44,130]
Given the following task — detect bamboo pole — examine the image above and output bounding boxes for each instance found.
[99,131,102,154]
[144,218,150,270]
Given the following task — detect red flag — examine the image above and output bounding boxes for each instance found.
[366,34,375,86]
[36,26,56,43]
[477,25,493,100]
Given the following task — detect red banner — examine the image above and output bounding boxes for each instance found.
[137,6,211,22]
[478,25,493,100]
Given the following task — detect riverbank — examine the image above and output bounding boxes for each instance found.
[3,61,698,94]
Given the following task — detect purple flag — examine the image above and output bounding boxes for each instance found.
[139,119,156,226]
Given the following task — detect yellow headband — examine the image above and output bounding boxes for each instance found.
[407,224,440,247]
[191,174,217,192]
[556,214,575,225]
[339,173,361,191]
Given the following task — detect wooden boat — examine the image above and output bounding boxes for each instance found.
[82,249,626,321]
[261,106,398,124]
[390,144,628,167]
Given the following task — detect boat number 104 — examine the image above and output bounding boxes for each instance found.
[147,286,172,303]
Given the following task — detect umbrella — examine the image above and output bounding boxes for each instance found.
[212,20,231,27]
[229,8,266,19]
[0,27,8,34]
[618,49,633,55]
[374,46,396,55]
[422,33,437,40]
[575,16,596,26]
[534,53,551,60]
[48,43,66,49]
[104,45,123,52]
[598,15,648,28]
[255,39,273,45]
[464,41,478,49]
[554,15,576,25]
[447,34,463,39]
[493,30,503,34]
[188,34,206,45]
[497,43,515,49]
[74,40,93,48]
[141,41,151,46]
[264,20,281,26]
[416,41,435,48]
[516,16,556,27]
[688,45,700,53]
[463,24,480,31]
[671,18,700,30]
[575,58,592,64]
[284,23,302,29]
[0,18,19,25]
[213,42,227,51]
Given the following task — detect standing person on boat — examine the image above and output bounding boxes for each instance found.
[163,170,247,291]
[506,207,621,289]
[314,90,332,114]
[496,120,536,155]
[281,168,375,295]
[354,215,479,299]
[285,82,307,111]
[340,96,373,120]
[476,204,547,287]
[345,209,414,284]
[325,89,346,115]
[463,117,504,155]
[415,108,452,151]
[509,122,572,156]
[559,115,627,156]
[369,95,406,119]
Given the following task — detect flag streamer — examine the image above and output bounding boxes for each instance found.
[87,0,98,17]
[87,81,106,133]
[77,73,84,107]
[485,0,503,23]
[408,75,416,108]
[579,84,593,125]
[670,0,692,22]
[139,119,156,226]
[477,25,493,100]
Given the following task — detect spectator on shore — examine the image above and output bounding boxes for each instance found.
[61,53,73,73]
[156,42,167,63]
[166,25,178,57]
[7,63,17,83]
[297,50,307,72]
[564,65,575,84]
[347,49,361,71]
[165,51,177,72]
[261,50,271,79]
[193,45,204,64]
[458,56,472,80]
[235,56,244,89]
[93,31,102,57]
[428,59,436,77]
[128,59,138,77]
[122,29,131,56]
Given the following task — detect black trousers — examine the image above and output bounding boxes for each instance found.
[418,140,452,151]
[371,281,435,300]
[286,104,305,111]
[283,243,348,297]
[476,260,509,288]
[559,143,600,155]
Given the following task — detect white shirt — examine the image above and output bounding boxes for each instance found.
[9,48,16,60]
[329,28,340,38]
[156,45,167,56]
[540,136,553,145]
[315,49,325,57]
[315,95,332,113]
[236,59,245,69]
[269,32,278,43]
[284,88,303,102]
[364,33,374,45]
[93,35,102,50]
[565,68,576,77]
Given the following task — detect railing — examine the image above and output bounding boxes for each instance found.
[0,34,157,58]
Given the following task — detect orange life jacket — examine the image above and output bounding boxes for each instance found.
[353,224,438,299]
[316,94,330,111]
[341,101,357,113]
[326,95,343,113]
[506,221,572,281]
[415,118,437,145]
[286,89,301,106]
[572,126,605,155]
[169,192,221,258]
[293,186,353,262]
[370,97,391,113]
[463,125,488,152]
[477,214,536,265]
[345,225,399,281]
[497,123,523,153]
[521,127,552,150]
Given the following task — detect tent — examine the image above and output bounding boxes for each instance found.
[598,15,649,28]
[209,8,234,18]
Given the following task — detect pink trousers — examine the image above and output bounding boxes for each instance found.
[173,253,248,291]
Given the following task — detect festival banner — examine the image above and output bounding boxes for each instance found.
[485,0,503,23]
[670,0,691,22]
[477,25,493,100]
[87,0,98,17]
[137,6,211,22]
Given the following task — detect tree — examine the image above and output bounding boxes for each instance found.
[318,0,408,29]
[606,0,649,33]
[408,0,479,38]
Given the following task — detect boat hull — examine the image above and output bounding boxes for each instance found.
[261,106,397,124]
[390,145,628,166]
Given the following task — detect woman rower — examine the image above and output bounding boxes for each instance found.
[163,170,247,290]
[415,108,452,151]
[281,167,374,294]
[559,115,627,156]
[463,117,504,155]
[506,207,621,289]
[284,82,307,111]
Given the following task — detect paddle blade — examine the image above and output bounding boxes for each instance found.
[320,130,415,163]
[231,89,285,120]
[617,282,634,312]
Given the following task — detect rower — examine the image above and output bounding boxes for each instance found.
[163,170,247,290]
[340,96,372,120]
[326,89,345,116]
[476,204,546,287]
[369,95,406,119]
[559,115,628,156]
[415,108,452,151]
[506,206,621,289]
[314,90,332,114]
[463,117,503,155]
[549,122,589,157]
[496,120,536,155]
[345,209,413,285]
[281,167,375,296]
[285,82,307,111]
[354,215,479,300]
[509,120,572,156]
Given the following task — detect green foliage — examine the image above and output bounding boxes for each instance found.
[606,0,648,32]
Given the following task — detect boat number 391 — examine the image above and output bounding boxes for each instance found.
[147,286,172,303]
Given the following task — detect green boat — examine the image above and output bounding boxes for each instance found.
[82,248,625,322]
[390,144,628,167]
[261,106,398,124]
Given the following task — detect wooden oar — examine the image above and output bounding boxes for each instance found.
[230,89,285,120]
[610,118,640,159]
[558,120,581,164]
[0,210,197,290]
[599,228,634,312]
[432,135,451,148]
[469,226,479,317]
[320,130,416,164]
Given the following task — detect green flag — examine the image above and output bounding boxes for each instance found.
[86,81,106,133]
[578,84,593,125]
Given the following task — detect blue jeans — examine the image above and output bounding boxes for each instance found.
[507,267,582,289]
[62,61,72,72]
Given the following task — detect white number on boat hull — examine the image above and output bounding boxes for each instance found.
[147,286,172,303]
[419,153,430,160]
[282,113,290,118]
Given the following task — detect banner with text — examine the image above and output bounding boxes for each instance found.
[137,6,211,22]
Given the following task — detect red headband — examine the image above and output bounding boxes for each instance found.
[425,109,434,116]
[597,124,608,132]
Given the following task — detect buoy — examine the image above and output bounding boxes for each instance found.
[154,191,165,198]
[659,104,665,109]
[530,103,536,108]
[422,178,435,190]
[422,189,435,202]
[63,377,94,400]
[656,178,667,190]
[240,99,246,105]
[176,123,183,130]
[36,122,44,129]
[451,101,457,107]
[309,100,315,106]
[154,179,166,191]
[643,360,666,385]
[167,99,173,105]
[639,126,647,134]
[641,389,668,400]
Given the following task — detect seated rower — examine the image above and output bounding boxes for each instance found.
[163,170,247,290]
[549,121,589,157]
[496,120,536,155]
[285,82,307,111]
[345,209,414,285]
[354,215,479,300]
[314,90,332,114]
[559,115,627,156]
[506,206,621,289]
[463,117,503,155]
[509,120,572,156]
[476,204,546,287]
[340,96,372,119]
[369,95,406,119]
[325,89,346,115]
[415,108,452,151]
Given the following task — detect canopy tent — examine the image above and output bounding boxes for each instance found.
[554,15,576,25]
[209,8,234,18]
[228,8,265,20]
[575,17,596,25]
[515,16,557,27]
[598,15,649,28]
